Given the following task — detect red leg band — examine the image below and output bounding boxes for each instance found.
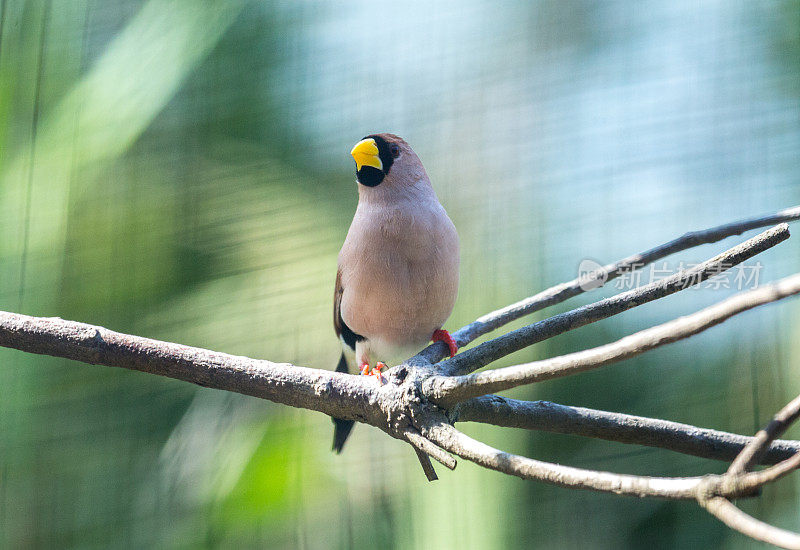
[432,329,458,358]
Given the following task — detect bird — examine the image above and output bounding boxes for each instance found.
[332,133,460,452]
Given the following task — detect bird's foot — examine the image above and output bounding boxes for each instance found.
[359,361,386,384]
[432,329,458,358]
[372,362,386,384]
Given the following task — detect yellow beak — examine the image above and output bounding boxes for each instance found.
[350,138,383,171]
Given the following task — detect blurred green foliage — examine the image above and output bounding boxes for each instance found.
[1,1,800,548]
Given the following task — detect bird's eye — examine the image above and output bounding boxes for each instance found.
[390,144,400,158]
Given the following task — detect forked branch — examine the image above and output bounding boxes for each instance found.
[433,223,789,376]
[696,394,800,549]
[453,395,800,465]
[425,269,800,405]
[2,206,800,548]
[414,205,800,367]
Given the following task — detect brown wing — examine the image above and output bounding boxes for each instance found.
[333,267,344,339]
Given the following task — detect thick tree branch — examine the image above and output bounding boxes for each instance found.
[414,205,800,366]
[433,223,789,377]
[426,269,800,404]
[0,312,455,477]
[453,395,800,465]
[0,312,381,423]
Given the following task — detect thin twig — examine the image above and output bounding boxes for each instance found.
[413,206,800,366]
[403,428,457,470]
[412,448,439,481]
[454,395,800,465]
[426,269,800,404]
[737,449,800,492]
[433,224,790,377]
[696,394,800,549]
[700,497,800,549]
[422,418,708,499]
[729,393,800,476]
[424,418,798,503]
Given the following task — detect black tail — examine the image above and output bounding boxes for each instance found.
[332,418,354,454]
[332,353,355,453]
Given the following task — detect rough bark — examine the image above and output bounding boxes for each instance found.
[4,207,800,547]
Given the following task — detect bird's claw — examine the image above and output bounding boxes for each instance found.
[432,329,458,358]
[372,362,386,384]
[359,361,386,384]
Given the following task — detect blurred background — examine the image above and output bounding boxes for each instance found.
[1,0,799,548]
